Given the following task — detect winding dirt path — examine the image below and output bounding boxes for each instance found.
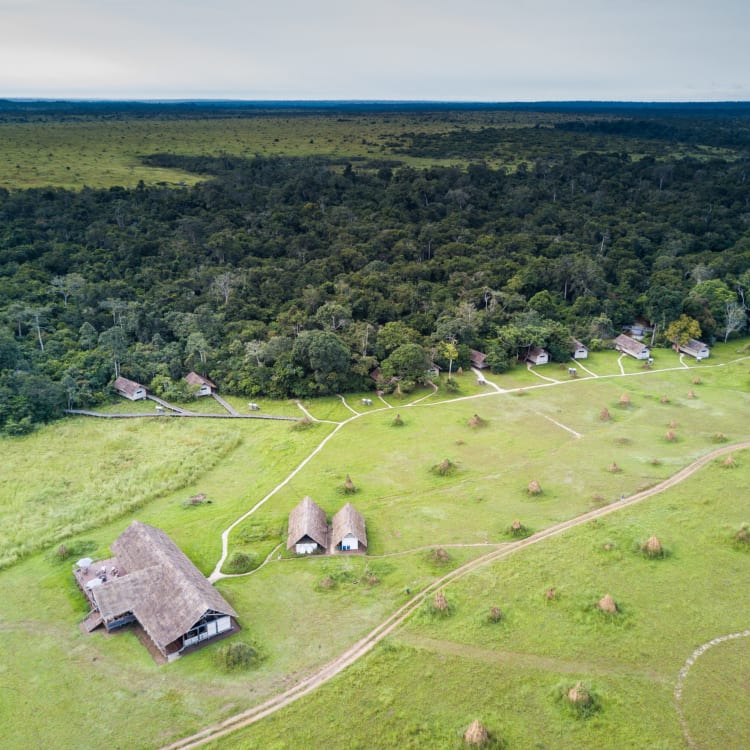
[164,440,750,750]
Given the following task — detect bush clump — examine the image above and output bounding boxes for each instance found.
[428,547,452,566]
[291,416,315,431]
[467,413,485,428]
[734,524,750,548]
[507,519,531,538]
[558,680,600,719]
[213,641,261,672]
[487,606,503,623]
[391,413,404,427]
[342,474,356,494]
[527,479,542,496]
[599,407,611,421]
[226,551,256,574]
[640,535,665,559]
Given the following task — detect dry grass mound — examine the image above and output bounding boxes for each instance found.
[722,454,737,468]
[343,474,356,494]
[433,589,448,612]
[391,413,404,427]
[641,535,664,558]
[464,719,490,746]
[292,416,314,431]
[487,606,503,623]
[467,413,486,428]
[527,479,542,495]
[692,376,702,385]
[598,593,618,614]
[660,395,670,404]
[607,462,621,473]
[431,458,457,476]
[712,432,728,443]
[687,390,696,399]
[507,519,529,538]
[618,393,631,407]
[567,681,592,707]
[665,430,677,442]
[735,525,750,546]
[429,547,452,565]
[599,407,611,421]
[545,587,557,601]
[668,419,677,429]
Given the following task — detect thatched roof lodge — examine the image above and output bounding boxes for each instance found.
[75,522,237,661]
[470,349,488,369]
[614,334,650,360]
[676,338,710,360]
[287,496,328,554]
[331,503,367,552]
[526,347,549,365]
[184,371,217,396]
[572,338,588,359]
[114,376,147,401]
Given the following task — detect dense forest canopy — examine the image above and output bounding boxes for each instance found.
[1,103,749,434]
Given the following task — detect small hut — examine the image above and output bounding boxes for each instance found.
[287,496,328,554]
[331,503,367,553]
[470,350,488,369]
[614,334,650,360]
[184,371,217,396]
[526,347,549,365]
[571,338,588,359]
[676,338,710,360]
[114,376,147,401]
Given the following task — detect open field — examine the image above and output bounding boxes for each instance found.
[0,351,748,749]
[0,108,732,190]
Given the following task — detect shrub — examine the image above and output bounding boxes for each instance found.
[467,414,485,428]
[712,432,728,443]
[428,547,452,566]
[734,524,750,549]
[665,430,677,442]
[291,416,315,431]
[722,454,737,468]
[487,606,503,623]
[226,551,256,574]
[556,680,600,719]
[342,474,356,494]
[213,641,261,672]
[640,535,665,559]
[527,479,542,495]
[391,413,404,427]
[599,408,611,421]
[506,519,530,538]
[444,378,459,393]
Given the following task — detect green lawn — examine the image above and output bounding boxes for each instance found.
[0,357,748,749]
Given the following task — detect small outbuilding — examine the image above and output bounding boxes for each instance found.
[287,496,328,554]
[526,347,549,366]
[184,371,217,397]
[331,503,367,553]
[470,349,488,369]
[74,521,238,661]
[676,338,710,360]
[114,376,147,401]
[614,334,650,360]
[571,338,588,360]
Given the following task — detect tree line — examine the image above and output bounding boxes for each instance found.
[1,139,749,434]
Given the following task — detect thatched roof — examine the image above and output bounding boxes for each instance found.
[114,376,146,397]
[93,522,237,655]
[614,334,649,358]
[470,349,488,368]
[184,371,217,389]
[331,503,367,549]
[287,496,328,550]
[527,346,548,362]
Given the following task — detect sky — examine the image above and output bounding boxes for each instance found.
[1,0,749,101]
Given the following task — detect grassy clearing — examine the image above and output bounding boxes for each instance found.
[204,452,750,750]
[0,357,748,749]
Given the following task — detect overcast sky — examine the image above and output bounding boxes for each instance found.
[2,0,748,101]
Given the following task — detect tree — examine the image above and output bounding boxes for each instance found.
[211,271,238,306]
[665,315,701,347]
[439,340,458,379]
[381,343,428,381]
[50,273,85,307]
[722,300,747,342]
[98,326,128,378]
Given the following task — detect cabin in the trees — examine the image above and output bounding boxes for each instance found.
[676,338,710,360]
[571,338,588,359]
[287,496,328,554]
[471,349,488,369]
[624,318,654,339]
[526,347,549,365]
[73,521,238,662]
[114,376,147,401]
[184,371,217,397]
[331,503,367,553]
[614,334,651,360]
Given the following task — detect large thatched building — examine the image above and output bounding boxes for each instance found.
[614,333,650,360]
[75,522,237,661]
[331,503,367,553]
[287,496,329,554]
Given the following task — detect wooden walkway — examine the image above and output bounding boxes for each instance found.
[65,409,299,422]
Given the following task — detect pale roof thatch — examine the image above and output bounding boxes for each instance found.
[287,496,328,550]
[114,376,146,397]
[527,346,548,361]
[331,503,367,549]
[93,522,237,655]
[678,338,709,357]
[572,337,587,351]
[184,371,217,389]
[614,334,649,357]
[470,349,488,368]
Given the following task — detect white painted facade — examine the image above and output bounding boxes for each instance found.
[182,614,232,648]
[340,533,359,551]
[295,541,319,554]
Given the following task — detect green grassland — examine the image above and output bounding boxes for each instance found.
[0,109,728,190]
[0,352,748,749]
